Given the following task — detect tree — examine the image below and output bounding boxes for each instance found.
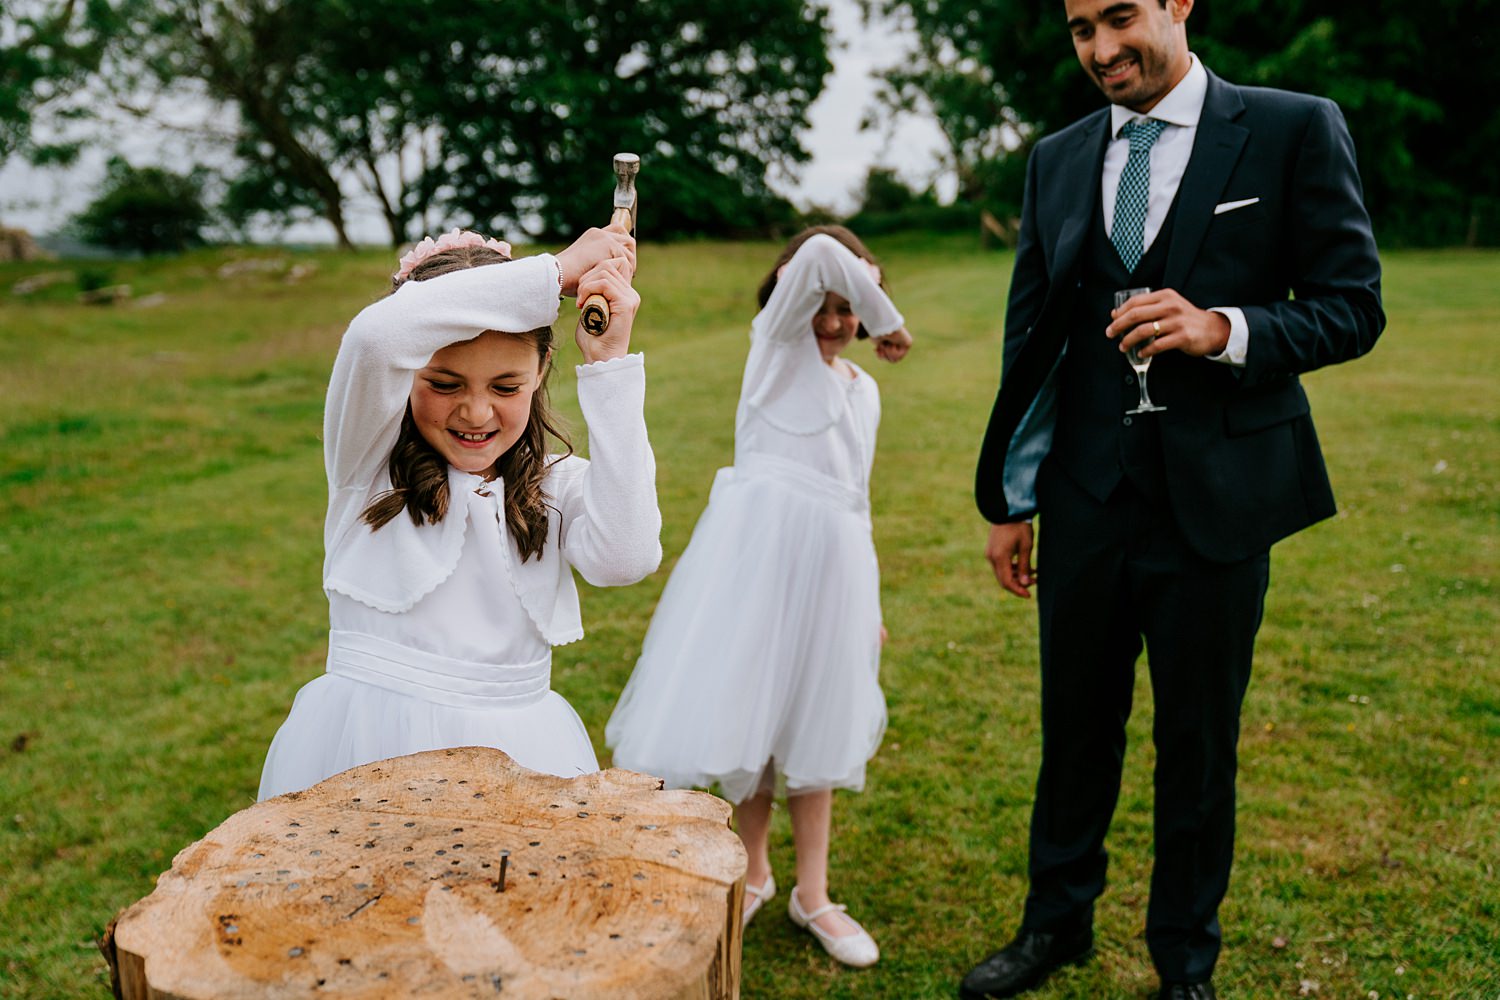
[1188,0,1497,246]
[864,0,1094,225]
[73,155,208,253]
[412,0,829,239]
[105,0,831,246]
[1,1,115,173]
[845,165,972,236]
[107,0,360,247]
[866,0,1500,245]
[208,0,456,248]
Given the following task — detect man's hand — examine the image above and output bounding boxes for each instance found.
[986,521,1036,599]
[1107,288,1230,359]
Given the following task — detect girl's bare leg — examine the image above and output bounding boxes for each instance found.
[787,788,858,937]
[735,790,775,894]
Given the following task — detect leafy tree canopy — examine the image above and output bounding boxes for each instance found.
[407,0,829,239]
[106,0,831,245]
[0,0,115,169]
[867,0,1500,245]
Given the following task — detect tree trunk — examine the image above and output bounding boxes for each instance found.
[104,747,747,999]
[360,151,408,250]
[188,8,355,251]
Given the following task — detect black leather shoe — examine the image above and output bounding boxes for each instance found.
[958,927,1095,999]
[1157,982,1216,1000]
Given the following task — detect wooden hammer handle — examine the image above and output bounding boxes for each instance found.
[578,205,636,336]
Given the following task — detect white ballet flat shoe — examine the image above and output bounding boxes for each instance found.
[742,874,776,926]
[787,885,880,968]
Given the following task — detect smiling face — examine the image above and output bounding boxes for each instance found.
[409,330,546,477]
[812,291,861,364]
[1065,0,1192,113]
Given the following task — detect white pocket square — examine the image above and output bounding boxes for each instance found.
[1214,197,1261,215]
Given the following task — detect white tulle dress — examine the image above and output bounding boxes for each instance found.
[258,255,661,801]
[605,235,904,804]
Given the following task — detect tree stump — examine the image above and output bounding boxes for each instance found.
[104,748,747,999]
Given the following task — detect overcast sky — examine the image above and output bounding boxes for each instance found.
[0,0,952,243]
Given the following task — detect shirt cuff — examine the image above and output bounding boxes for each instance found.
[1207,306,1247,366]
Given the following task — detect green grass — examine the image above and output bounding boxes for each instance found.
[1,239,1496,998]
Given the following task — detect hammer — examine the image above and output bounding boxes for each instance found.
[579,152,640,337]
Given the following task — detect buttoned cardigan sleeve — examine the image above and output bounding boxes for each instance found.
[549,355,662,587]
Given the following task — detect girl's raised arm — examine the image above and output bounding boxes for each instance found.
[553,259,660,587]
[751,233,904,345]
[323,257,561,495]
[321,257,561,558]
[741,235,907,435]
[553,354,662,588]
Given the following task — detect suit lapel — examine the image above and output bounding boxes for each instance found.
[1163,72,1248,289]
[1048,112,1110,285]
[1005,111,1108,406]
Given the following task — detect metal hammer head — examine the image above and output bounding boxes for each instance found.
[612,153,640,218]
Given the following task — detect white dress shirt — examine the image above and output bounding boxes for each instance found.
[1101,54,1247,366]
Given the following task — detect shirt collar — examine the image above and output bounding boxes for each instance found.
[1110,53,1207,137]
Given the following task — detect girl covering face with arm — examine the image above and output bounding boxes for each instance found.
[607,226,912,969]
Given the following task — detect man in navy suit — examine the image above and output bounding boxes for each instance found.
[962,1,1383,997]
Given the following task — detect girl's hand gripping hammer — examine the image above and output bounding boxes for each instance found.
[579,153,640,336]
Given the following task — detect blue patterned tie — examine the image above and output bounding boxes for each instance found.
[1111,118,1169,272]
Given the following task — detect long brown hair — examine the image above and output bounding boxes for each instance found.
[359,243,573,562]
[755,225,887,339]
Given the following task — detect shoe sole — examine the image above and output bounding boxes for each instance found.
[957,945,1096,999]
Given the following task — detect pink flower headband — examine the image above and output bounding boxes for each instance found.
[394,229,512,281]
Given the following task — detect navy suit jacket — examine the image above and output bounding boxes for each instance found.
[975,71,1384,563]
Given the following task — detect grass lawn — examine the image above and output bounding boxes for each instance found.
[1,236,1496,999]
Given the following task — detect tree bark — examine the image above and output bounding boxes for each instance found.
[185,2,355,250]
[104,747,747,999]
[359,148,407,249]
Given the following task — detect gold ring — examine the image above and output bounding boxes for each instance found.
[1153,320,1162,334]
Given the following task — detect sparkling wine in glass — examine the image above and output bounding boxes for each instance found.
[1115,287,1166,414]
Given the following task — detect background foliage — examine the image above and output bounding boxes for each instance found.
[865,0,1500,246]
[96,0,828,246]
[71,156,207,254]
[6,1,1497,248]
[0,0,120,171]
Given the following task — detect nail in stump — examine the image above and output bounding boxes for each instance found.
[497,850,510,892]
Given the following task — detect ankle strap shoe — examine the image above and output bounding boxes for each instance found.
[787,885,879,968]
[742,874,775,926]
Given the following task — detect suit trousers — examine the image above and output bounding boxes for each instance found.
[1021,457,1269,983]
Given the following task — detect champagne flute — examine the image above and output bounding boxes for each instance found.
[1115,287,1166,414]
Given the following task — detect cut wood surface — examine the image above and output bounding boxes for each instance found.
[106,747,747,999]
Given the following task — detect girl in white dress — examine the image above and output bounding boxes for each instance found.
[606,228,912,967]
[259,226,660,800]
